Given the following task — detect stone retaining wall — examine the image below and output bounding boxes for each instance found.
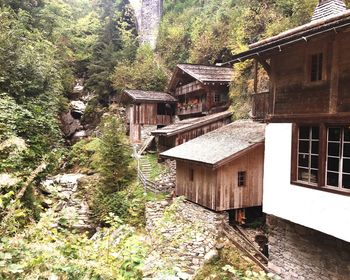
[267,215,350,280]
[154,160,176,192]
[144,199,228,279]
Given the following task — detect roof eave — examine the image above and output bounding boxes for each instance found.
[225,13,350,65]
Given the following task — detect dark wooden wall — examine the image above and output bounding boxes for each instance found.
[157,116,231,153]
[175,144,264,211]
[271,35,331,115]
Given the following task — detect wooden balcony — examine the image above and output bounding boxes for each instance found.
[157,115,172,125]
[175,81,203,96]
[252,91,269,121]
[177,103,205,116]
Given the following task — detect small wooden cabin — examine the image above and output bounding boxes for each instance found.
[120,90,177,143]
[152,111,232,153]
[161,120,266,212]
[168,64,233,120]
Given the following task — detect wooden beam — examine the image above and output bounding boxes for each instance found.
[256,57,271,76]
[254,59,258,94]
[329,36,339,113]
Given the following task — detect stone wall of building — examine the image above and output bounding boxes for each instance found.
[267,215,350,280]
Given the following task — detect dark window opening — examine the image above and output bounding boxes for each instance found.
[189,169,194,182]
[238,171,246,187]
[310,53,323,82]
[326,127,350,189]
[214,93,220,103]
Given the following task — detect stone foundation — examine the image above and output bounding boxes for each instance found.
[267,215,350,280]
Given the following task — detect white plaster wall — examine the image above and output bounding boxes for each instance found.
[263,123,350,242]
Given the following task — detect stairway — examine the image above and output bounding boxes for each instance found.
[139,156,152,179]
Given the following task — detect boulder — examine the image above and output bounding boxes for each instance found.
[70,100,86,119]
[60,112,82,137]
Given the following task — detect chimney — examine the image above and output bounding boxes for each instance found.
[311,0,347,21]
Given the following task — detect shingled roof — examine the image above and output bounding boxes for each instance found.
[152,111,232,137]
[312,0,347,21]
[160,120,266,168]
[176,64,233,83]
[121,89,177,103]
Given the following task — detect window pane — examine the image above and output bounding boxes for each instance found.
[342,174,350,189]
[312,141,319,154]
[310,169,318,184]
[328,142,340,157]
[343,143,350,157]
[298,154,309,167]
[312,127,319,139]
[298,168,309,182]
[299,127,310,140]
[311,156,319,169]
[328,128,341,141]
[299,140,309,153]
[327,172,339,187]
[344,128,350,142]
[343,159,350,173]
[327,157,340,172]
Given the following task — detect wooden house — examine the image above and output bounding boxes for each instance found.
[152,111,232,153]
[120,90,177,143]
[229,0,350,279]
[161,120,265,212]
[168,64,233,120]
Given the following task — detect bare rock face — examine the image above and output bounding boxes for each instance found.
[60,112,82,137]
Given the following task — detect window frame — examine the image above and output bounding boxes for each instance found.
[304,46,327,85]
[291,124,350,196]
[189,168,194,182]
[237,171,247,187]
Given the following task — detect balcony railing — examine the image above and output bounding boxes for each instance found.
[175,81,203,96]
[252,91,269,121]
[177,103,204,116]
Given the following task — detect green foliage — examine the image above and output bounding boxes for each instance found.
[111,44,168,93]
[67,138,101,173]
[86,0,138,101]
[99,114,135,192]
[0,211,148,280]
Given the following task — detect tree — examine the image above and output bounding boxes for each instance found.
[111,44,168,93]
[98,114,135,192]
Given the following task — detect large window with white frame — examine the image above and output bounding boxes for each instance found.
[292,125,350,194]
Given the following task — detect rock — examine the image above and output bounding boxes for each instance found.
[71,130,87,143]
[70,100,86,119]
[0,173,20,187]
[60,112,82,137]
[177,272,191,280]
[160,200,169,207]
[204,249,218,263]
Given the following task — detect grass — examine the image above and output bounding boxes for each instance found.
[194,242,260,280]
[144,153,168,181]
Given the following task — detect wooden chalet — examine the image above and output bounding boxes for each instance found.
[229,1,350,278]
[161,120,265,212]
[168,64,233,120]
[120,89,177,143]
[151,111,232,153]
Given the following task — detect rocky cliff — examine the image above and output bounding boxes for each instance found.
[130,0,163,49]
